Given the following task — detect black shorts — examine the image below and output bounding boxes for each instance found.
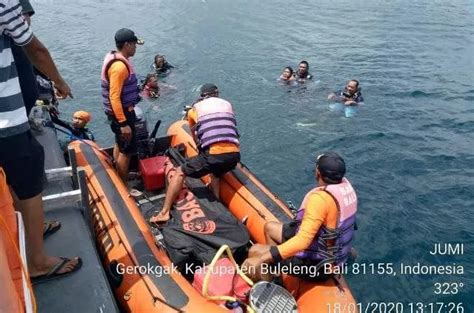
[275,221,331,282]
[282,221,298,241]
[108,110,137,155]
[0,131,44,200]
[181,151,240,178]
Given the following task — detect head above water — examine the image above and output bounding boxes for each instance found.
[315,152,346,184]
[72,111,91,129]
[298,60,309,74]
[144,73,158,88]
[346,79,360,95]
[200,83,219,98]
[281,66,294,80]
[115,28,144,57]
[154,54,165,68]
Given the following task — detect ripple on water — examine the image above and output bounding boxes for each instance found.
[32,0,474,306]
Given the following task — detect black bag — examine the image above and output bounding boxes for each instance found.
[161,177,250,275]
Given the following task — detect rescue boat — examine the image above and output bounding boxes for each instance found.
[0,168,34,313]
[69,120,357,312]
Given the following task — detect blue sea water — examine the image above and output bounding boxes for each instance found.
[33,0,473,308]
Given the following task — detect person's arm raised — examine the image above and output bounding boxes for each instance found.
[22,36,73,99]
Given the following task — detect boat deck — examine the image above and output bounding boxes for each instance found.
[32,126,118,313]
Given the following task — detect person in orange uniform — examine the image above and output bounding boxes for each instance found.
[150,84,240,223]
[242,153,358,282]
[101,28,144,181]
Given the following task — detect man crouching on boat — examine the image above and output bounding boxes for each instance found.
[150,87,240,223]
[242,153,357,282]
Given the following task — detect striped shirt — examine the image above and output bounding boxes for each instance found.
[0,0,34,138]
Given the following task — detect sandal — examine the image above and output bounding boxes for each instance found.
[31,257,82,285]
[43,220,61,238]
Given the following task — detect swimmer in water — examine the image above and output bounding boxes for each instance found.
[141,73,160,99]
[293,60,313,82]
[152,54,174,76]
[278,66,297,84]
[328,79,364,106]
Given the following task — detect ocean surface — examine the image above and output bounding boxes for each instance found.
[33,0,473,308]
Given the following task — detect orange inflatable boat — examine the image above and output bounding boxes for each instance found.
[0,167,34,313]
[70,120,357,312]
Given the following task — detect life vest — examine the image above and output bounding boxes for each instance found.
[338,90,363,103]
[295,70,312,80]
[100,51,139,115]
[294,178,357,267]
[193,97,239,150]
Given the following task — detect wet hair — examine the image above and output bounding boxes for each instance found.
[350,79,359,88]
[284,66,294,75]
[143,74,160,90]
[143,73,156,86]
[299,60,309,68]
[154,54,165,65]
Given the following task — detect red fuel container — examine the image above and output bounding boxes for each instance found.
[139,156,167,191]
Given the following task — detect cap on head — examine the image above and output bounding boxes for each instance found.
[200,83,219,97]
[114,28,144,45]
[73,111,91,123]
[316,152,346,184]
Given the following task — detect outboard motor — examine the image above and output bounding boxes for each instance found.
[134,105,149,159]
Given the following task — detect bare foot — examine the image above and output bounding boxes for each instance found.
[149,210,170,224]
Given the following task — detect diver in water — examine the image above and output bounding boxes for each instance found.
[51,110,94,165]
[293,60,313,82]
[52,110,95,141]
[328,80,364,106]
[152,54,174,76]
[141,73,160,99]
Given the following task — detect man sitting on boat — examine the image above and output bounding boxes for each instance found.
[242,153,357,282]
[101,28,143,182]
[150,85,240,223]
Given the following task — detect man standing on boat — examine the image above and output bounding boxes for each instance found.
[101,28,143,182]
[1,0,82,282]
[242,153,357,282]
[150,86,240,223]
